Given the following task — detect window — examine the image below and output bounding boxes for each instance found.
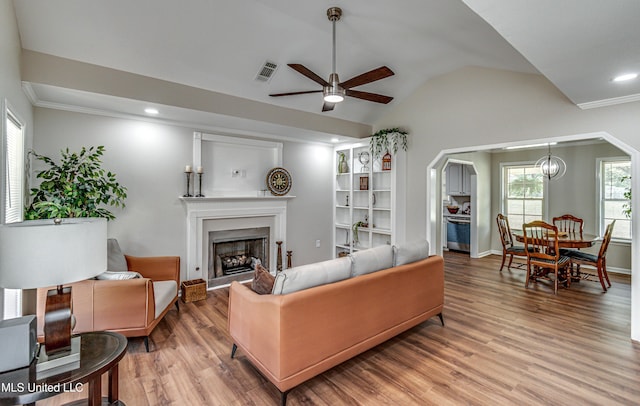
[502,164,544,230]
[2,101,25,319]
[599,158,631,240]
[2,102,24,224]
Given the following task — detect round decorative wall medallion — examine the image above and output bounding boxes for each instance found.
[266,167,292,196]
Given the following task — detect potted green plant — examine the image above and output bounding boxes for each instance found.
[25,146,127,220]
[369,128,408,159]
[622,175,632,218]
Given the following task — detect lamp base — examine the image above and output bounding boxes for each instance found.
[36,336,81,378]
[44,286,73,354]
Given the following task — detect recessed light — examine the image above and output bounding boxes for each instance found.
[613,73,638,82]
[331,138,340,143]
[144,108,159,115]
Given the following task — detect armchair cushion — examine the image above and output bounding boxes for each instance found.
[153,280,178,319]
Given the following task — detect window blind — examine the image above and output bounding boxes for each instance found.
[4,110,23,224]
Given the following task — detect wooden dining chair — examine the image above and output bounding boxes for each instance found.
[496,213,529,272]
[552,214,584,234]
[553,214,585,276]
[564,220,615,292]
[522,221,572,294]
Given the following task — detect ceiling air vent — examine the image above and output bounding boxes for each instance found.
[255,61,278,82]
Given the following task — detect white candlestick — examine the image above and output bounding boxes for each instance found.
[185,165,192,173]
[197,166,203,174]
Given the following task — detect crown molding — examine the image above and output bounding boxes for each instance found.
[577,93,640,109]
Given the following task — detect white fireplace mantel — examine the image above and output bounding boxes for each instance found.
[180,196,290,285]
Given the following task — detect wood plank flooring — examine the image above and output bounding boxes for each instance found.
[38,252,640,405]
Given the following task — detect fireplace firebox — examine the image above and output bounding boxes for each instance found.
[208,227,269,286]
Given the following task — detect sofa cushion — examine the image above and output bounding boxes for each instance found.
[393,239,430,266]
[349,244,394,277]
[272,257,352,295]
[96,271,142,280]
[107,238,129,272]
[251,264,275,295]
[153,280,178,319]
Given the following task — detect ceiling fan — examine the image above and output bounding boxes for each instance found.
[269,7,395,112]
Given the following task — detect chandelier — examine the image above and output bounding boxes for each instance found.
[536,144,566,180]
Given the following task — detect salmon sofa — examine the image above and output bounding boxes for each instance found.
[228,240,444,405]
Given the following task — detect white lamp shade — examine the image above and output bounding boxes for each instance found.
[0,218,107,289]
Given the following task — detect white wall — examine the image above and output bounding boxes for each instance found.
[0,0,34,319]
[0,0,32,130]
[283,141,334,265]
[374,65,640,340]
[32,108,335,281]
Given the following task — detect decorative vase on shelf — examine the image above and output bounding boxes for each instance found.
[338,152,349,174]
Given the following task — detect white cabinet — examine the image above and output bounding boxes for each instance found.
[446,163,471,196]
[334,141,405,257]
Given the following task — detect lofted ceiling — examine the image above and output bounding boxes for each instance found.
[11,0,640,142]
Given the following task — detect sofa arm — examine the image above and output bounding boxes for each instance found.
[228,282,284,378]
[125,255,180,282]
[93,278,155,331]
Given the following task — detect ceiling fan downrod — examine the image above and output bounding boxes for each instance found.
[325,7,344,102]
[327,7,341,75]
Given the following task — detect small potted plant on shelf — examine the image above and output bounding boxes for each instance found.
[25,146,127,220]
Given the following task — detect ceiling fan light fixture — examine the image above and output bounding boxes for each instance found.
[324,72,344,102]
[323,91,344,103]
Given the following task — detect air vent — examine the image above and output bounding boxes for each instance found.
[255,61,278,82]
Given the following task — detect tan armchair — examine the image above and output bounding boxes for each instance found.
[37,241,180,352]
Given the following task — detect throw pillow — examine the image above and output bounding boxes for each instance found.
[107,238,129,272]
[393,239,430,266]
[251,264,275,295]
[349,244,394,277]
[96,271,142,280]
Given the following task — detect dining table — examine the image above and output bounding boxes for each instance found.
[511,229,600,282]
[511,230,599,249]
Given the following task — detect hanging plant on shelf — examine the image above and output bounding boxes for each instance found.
[369,128,408,160]
[24,146,127,220]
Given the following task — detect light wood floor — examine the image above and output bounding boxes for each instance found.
[39,252,640,405]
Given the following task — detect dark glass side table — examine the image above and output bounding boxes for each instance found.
[0,331,128,406]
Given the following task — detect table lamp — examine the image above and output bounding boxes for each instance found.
[0,217,107,367]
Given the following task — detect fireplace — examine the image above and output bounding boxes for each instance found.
[209,228,269,281]
[181,194,291,290]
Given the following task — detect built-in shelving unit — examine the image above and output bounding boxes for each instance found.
[333,141,405,258]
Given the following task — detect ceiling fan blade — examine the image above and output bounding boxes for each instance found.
[322,102,335,112]
[345,89,393,104]
[339,66,394,89]
[288,64,330,87]
[269,90,322,97]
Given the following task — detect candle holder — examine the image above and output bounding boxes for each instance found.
[196,173,204,197]
[183,171,193,197]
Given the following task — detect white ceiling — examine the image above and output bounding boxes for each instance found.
[11,0,640,141]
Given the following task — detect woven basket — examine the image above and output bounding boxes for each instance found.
[181,279,207,303]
